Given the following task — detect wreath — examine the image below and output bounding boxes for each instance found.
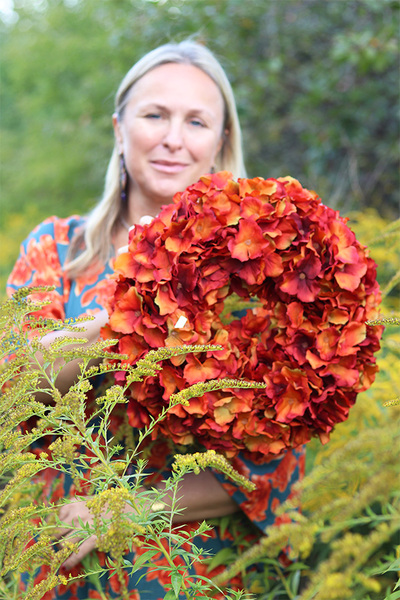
[103,172,383,463]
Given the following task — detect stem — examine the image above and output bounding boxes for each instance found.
[166,478,180,555]
[274,564,296,600]
[150,529,192,600]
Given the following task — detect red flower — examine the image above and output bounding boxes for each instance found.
[103,172,383,463]
[279,252,322,302]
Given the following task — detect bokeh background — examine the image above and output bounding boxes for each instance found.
[0,0,399,296]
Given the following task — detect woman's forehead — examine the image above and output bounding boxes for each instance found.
[125,63,224,113]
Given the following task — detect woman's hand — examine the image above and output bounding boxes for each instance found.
[41,307,110,351]
[33,308,110,401]
[55,500,98,570]
[54,470,238,569]
[116,214,155,256]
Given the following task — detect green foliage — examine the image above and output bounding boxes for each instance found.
[349,210,400,314]
[0,0,399,295]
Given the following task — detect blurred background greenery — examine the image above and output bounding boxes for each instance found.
[0,0,399,296]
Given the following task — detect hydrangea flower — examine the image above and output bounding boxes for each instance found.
[103,172,383,463]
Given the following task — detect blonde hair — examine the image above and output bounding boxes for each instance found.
[66,40,246,278]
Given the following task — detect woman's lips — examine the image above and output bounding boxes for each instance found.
[150,160,189,174]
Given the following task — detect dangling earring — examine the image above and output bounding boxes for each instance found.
[119,153,128,203]
[210,165,216,174]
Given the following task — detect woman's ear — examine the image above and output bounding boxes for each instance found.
[112,112,124,154]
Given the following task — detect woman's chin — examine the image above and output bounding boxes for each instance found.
[150,173,195,201]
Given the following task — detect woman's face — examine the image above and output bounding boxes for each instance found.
[113,62,225,216]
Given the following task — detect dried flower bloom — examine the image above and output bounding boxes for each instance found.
[103,172,383,462]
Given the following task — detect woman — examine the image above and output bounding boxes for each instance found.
[7,40,304,599]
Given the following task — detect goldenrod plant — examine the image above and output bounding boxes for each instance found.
[0,287,261,600]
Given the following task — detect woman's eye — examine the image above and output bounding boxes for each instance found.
[189,119,205,127]
[145,113,162,119]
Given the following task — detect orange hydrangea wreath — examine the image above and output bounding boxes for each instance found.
[103,172,383,463]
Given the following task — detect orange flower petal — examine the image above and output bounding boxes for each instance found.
[228,220,265,261]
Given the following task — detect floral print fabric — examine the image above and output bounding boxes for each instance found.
[7,216,305,599]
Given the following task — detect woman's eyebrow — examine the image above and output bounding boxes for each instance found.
[137,102,166,111]
[138,102,214,117]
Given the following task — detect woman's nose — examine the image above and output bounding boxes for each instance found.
[162,119,184,151]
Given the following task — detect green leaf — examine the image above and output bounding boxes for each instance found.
[373,555,400,575]
[163,591,178,600]
[170,571,183,597]
[384,592,400,600]
[206,547,234,571]
[218,514,231,537]
[127,549,159,574]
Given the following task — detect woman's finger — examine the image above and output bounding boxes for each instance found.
[139,215,154,226]
[61,534,97,570]
[54,500,93,539]
[53,525,73,540]
[117,244,129,255]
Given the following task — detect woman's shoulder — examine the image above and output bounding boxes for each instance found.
[7,216,86,298]
[26,215,86,244]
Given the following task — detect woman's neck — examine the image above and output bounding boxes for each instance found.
[125,188,165,228]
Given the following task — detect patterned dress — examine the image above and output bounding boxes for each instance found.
[7,216,305,600]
